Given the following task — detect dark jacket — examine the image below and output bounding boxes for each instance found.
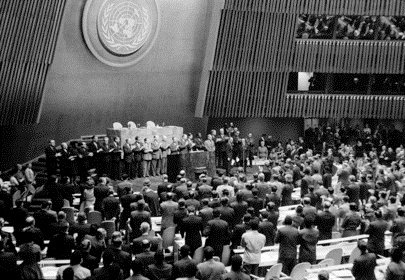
[275,225,299,260]
[352,252,377,280]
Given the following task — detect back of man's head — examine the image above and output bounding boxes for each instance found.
[203,246,214,260]
[70,250,82,266]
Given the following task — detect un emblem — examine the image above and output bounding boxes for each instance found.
[83,0,159,67]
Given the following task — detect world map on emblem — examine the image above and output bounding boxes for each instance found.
[97,0,152,55]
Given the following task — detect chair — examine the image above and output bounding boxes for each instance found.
[332,231,341,239]
[348,246,361,263]
[100,220,115,239]
[324,248,343,265]
[250,263,283,280]
[87,210,103,225]
[61,207,75,224]
[281,262,311,280]
[161,226,176,250]
[221,245,231,266]
[193,246,204,263]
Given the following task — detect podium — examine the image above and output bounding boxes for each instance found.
[167,151,216,182]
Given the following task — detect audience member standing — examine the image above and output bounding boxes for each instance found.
[241,220,266,275]
[275,216,299,275]
[352,240,377,280]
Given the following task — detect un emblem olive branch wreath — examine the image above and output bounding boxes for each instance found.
[101,1,150,52]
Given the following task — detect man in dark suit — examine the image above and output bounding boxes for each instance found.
[247,188,265,217]
[135,239,156,274]
[204,208,231,258]
[224,138,233,176]
[33,201,57,240]
[341,203,363,237]
[231,214,251,250]
[259,211,276,246]
[199,199,213,229]
[298,217,319,264]
[351,240,377,280]
[47,221,75,259]
[123,139,134,179]
[301,168,314,198]
[80,239,99,273]
[130,200,151,239]
[217,197,235,230]
[366,210,388,256]
[315,201,336,240]
[100,137,112,177]
[160,193,178,233]
[181,206,203,255]
[105,233,132,279]
[264,202,279,227]
[119,186,137,230]
[102,189,120,221]
[230,192,248,225]
[172,245,195,279]
[275,216,299,275]
[173,200,188,233]
[266,185,281,210]
[132,222,161,254]
[88,135,102,171]
[94,177,110,212]
[391,207,405,241]
[346,175,360,208]
[69,212,91,240]
[142,180,160,216]
[109,137,122,180]
[196,177,213,200]
[21,216,45,250]
[45,139,59,176]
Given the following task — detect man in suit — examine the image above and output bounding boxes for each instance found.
[315,201,336,240]
[341,203,363,237]
[47,221,75,259]
[110,137,123,180]
[275,216,299,275]
[366,210,388,256]
[69,212,91,240]
[298,217,319,264]
[100,137,112,177]
[351,240,377,280]
[173,200,188,234]
[264,202,279,227]
[105,232,132,279]
[204,208,231,258]
[142,180,160,216]
[181,206,203,255]
[160,136,170,175]
[196,177,213,200]
[172,245,195,279]
[151,136,161,177]
[346,175,361,208]
[123,139,134,179]
[199,199,213,229]
[301,168,314,198]
[94,177,110,212]
[130,200,151,239]
[45,139,60,176]
[259,211,276,246]
[196,246,226,280]
[224,137,233,176]
[132,222,161,254]
[160,193,178,233]
[135,239,156,273]
[102,188,120,221]
[391,207,405,242]
[131,137,143,178]
[247,188,265,217]
[142,138,153,177]
[217,197,235,230]
[231,214,251,250]
[302,197,317,221]
[230,192,248,225]
[33,200,57,240]
[21,216,45,250]
[88,135,102,171]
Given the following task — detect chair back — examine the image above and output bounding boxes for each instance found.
[61,207,75,224]
[265,263,283,280]
[325,247,343,265]
[349,246,361,263]
[193,246,204,263]
[87,210,103,225]
[161,226,176,249]
[290,262,311,280]
[100,220,116,239]
[221,245,231,266]
[318,258,335,267]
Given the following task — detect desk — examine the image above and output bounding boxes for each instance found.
[240,236,392,267]
[305,258,389,280]
[42,266,60,280]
